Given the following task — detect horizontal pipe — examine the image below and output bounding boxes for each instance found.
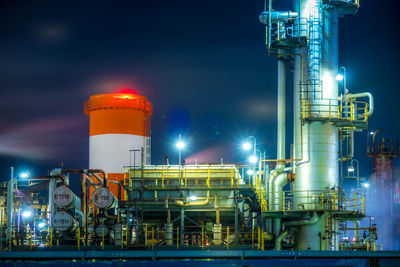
[284,212,319,227]
[174,191,211,207]
[34,175,65,184]
[259,11,298,24]
[61,169,108,186]
[345,92,374,117]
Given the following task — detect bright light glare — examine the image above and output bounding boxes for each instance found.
[369,131,374,135]
[22,210,32,218]
[176,141,185,149]
[247,169,254,175]
[336,73,344,81]
[362,183,370,188]
[38,222,46,228]
[242,142,251,151]
[348,166,355,173]
[249,155,258,164]
[189,196,197,201]
[19,172,30,179]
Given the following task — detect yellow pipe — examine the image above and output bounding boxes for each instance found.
[364,104,368,122]
[50,228,53,249]
[353,193,356,212]
[173,190,211,206]
[207,167,210,188]
[261,231,264,251]
[152,227,155,250]
[282,192,285,211]
[145,225,148,247]
[230,168,233,188]
[251,227,254,249]
[176,227,179,250]
[362,195,365,214]
[227,227,230,250]
[185,167,187,188]
[162,167,164,188]
[332,191,336,211]
[29,230,32,250]
[77,227,80,250]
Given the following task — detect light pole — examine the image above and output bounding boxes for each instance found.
[336,66,346,94]
[255,150,263,195]
[336,66,348,118]
[243,136,257,185]
[348,159,360,191]
[176,135,185,185]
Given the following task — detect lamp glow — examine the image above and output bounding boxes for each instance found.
[38,222,46,228]
[249,155,258,164]
[348,166,355,173]
[362,183,370,188]
[247,169,254,175]
[176,141,185,149]
[19,172,30,179]
[336,73,344,81]
[189,196,197,201]
[242,142,251,151]
[22,210,32,218]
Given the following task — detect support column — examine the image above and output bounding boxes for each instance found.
[234,192,239,245]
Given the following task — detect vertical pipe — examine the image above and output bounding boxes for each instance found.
[251,226,254,249]
[176,227,179,250]
[226,227,230,250]
[234,196,239,245]
[271,51,287,239]
[77,227,81,250]
[180,208,184,246]
[277,55,286,161]
[145,225,148,247]
[0,208,3,251]
[101,228,104,250]
[201,224,204,249]
[353,220,360,243]
[151,227,154,250]
[7,167,14,242]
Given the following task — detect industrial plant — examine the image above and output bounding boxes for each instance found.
[1,0,400,265]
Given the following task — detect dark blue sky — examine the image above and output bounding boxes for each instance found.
[0,0,399,181]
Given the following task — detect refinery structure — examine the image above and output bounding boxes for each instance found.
[1,0,400,265]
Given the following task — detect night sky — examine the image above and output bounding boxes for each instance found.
[1,0,399,183]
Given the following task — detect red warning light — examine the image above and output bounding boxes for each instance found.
[117,88,137,95]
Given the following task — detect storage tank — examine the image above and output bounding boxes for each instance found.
[84,91,152,198]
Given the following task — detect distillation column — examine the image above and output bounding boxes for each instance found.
[293,0,339,250]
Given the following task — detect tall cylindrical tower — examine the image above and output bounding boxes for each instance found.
[84,92,152,197]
